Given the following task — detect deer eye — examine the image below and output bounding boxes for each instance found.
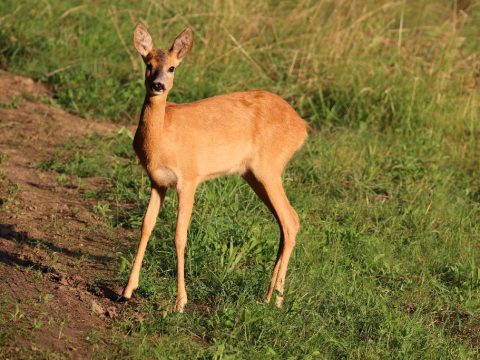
[146,63,152,71]
[168,66,175,73]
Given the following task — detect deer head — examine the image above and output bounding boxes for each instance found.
[133,23,193,97]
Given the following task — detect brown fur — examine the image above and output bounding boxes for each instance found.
[123,24,308,311]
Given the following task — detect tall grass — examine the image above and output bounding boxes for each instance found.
[0,1,478,129]
[2,0,480,358]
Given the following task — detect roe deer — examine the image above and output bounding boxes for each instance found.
[122,23,308,312]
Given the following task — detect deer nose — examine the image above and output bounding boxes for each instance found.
[151,82,165,92]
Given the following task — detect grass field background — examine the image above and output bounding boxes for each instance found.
[1,0,480,358]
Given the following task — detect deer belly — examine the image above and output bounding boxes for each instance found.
[149,166,177,188]
[196,142,251,180]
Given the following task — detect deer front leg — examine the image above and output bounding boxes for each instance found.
[123,185,166,299]
[172,182,196,313]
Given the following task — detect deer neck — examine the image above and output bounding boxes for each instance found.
[134,95,167,169]
[140,95,167,129]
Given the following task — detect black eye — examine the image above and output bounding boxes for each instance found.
[146,63,152,71]
[168,66,175,73]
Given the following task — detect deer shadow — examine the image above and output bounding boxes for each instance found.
[0,223,114,263]
[0,223,130,301]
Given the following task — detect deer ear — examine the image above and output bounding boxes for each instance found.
[133,23,153,57]
[170,28,193,61]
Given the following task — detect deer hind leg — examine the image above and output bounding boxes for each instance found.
[123,185,166,299]
[243,171,300,307]
[273,201,299,308]
[172,181,197,313]
[243,171,283,303]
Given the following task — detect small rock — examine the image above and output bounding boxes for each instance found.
[135,312,146,321]
[91,300,105,316]
[106,306,117,318]
[59,275,69,286]
[52,273,68,286]
[403,301,415,314]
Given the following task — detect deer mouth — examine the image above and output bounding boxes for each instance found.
[150,90,165,96]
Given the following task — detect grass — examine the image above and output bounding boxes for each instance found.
[41,125,480,358]
[1,0,480,358]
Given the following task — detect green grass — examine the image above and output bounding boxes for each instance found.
[2,0,480,358]
[39,125,480,358]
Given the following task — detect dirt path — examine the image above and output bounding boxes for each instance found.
[0,71,135,358]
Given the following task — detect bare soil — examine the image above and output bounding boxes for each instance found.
[0,71,136,359]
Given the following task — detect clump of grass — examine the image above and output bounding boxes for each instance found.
[38,131,135,178]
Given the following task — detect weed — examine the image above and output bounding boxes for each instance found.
[0,95,25,109]
[0,153,6,183]
[85,330,101,345]
[55,174,70,186]
[11,304,24,322]
[32,319,42,331]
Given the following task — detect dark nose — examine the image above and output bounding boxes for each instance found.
[151,82,165,92]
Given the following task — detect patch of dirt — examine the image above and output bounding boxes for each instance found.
[0,70,137,358]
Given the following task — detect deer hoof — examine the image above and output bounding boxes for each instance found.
[173,297,187,313]
[122,284,137,300]
[275,295,284,309]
